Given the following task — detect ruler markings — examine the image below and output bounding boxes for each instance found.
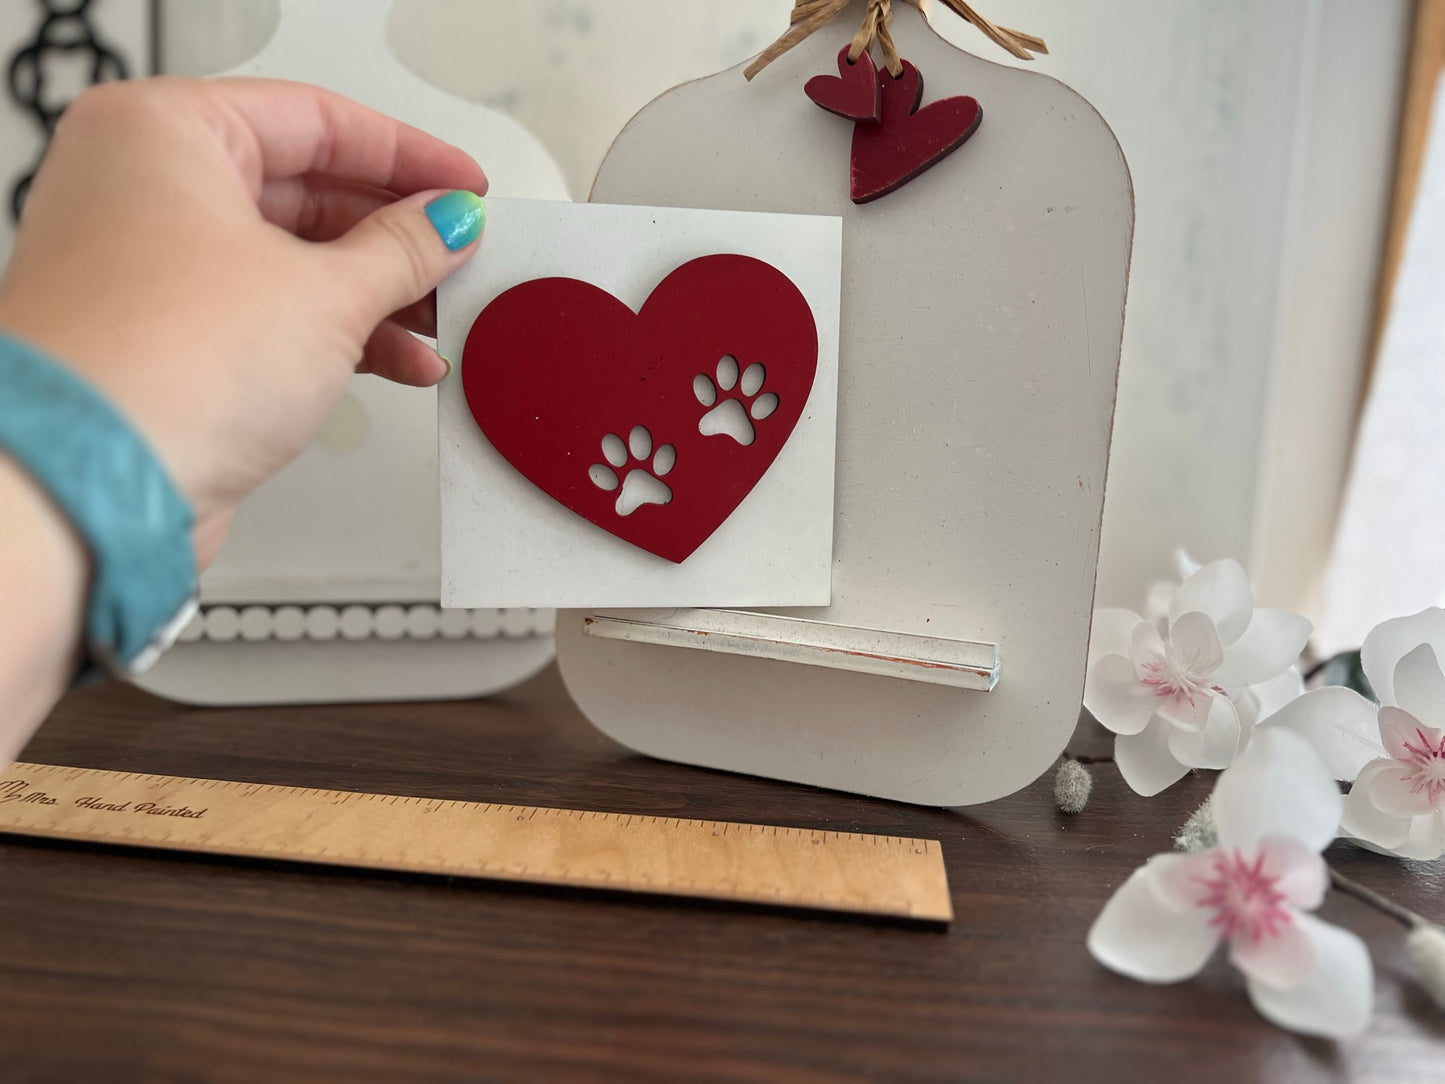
[0,763,952,922]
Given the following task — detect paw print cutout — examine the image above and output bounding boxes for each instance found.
[694,355,779,446]
[588,425,675,516]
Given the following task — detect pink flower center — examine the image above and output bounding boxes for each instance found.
[1139,656,1222,707]
[1398,727,1445,805]
[1194,849,1289,943]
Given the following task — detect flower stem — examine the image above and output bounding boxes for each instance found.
[1328,863,1424,929]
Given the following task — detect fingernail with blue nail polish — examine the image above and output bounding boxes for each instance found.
[425,191,486,252]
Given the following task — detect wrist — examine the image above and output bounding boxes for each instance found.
[0,297,220,567]
[0,331,197,681]
[0,453,88,756]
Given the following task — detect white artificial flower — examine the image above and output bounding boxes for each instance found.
[1144,552,1307,737]
[1084,558,1312,795]
[1087,729,1373,1040]
[1260,608,1445,860]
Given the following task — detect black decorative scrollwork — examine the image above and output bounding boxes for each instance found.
[7,0,135,223]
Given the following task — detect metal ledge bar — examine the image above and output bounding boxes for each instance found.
[581,609,999,691]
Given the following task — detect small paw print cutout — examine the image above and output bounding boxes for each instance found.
[694,355,779,446]
[589,425,675,516]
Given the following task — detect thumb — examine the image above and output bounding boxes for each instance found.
[326,189,485,326]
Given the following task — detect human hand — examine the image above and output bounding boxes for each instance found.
[0,76,487,565]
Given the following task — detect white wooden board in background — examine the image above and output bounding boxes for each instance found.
[558,3,1133,806]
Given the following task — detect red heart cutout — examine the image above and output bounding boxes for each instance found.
[804,45,881,122]
[850,59,982,204]
[462,255,818,564]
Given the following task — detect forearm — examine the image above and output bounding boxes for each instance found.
[0,453,87,761]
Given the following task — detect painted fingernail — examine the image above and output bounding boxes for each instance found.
[425,191,486,251]
[440,354,454,379]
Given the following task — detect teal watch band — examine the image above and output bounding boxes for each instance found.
[0,333,197,679]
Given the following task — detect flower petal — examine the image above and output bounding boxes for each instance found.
[1234,667,1305,735]
[1254,686,1384,781]
[1378,704,1442,765]
[1144,582,1176,627]
[1148,848,1221,910]
[1254,667,1306,714]
[1366,746,1438,817]
[1173,548,1203,581]
[1087,863,1220,983]
[1339,760,1412,849]
[1212,729,1342,853]
[1214,608,1313,688]
[1154,687,1215,731]
[1232,688,1264,739]
[1245,912,1372,1040]
[1116,718,1191,796]
[1390,644,1445,731]
[1083,654,1158,736]
[1395,810,1445,861]
[1170,559,1254,645]
[1230,911,1315,989]
[1256,835,1328,910]
[1361,606,1445,707]
[1089,608,1146,665]
[1168,695,1241,769]
[1129,620,1167,674]
[1151,612,1224,730]
[1170,611,1225,675]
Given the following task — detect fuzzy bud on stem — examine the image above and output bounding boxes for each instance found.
[1407,923,1445,1011]
[1054,758,1093,814]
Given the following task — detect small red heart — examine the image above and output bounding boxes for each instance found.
[850,59,982,204]
[462,255,818,563]
[804,45,882,122]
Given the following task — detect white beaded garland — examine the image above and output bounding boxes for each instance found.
[406,605,439,640]
[239,606,272,642]
[339,605,373,641]
[305,606,340,641]
[204,606,240,642]
[469,609,502,637]
[373,605,406,640]
[438,608,472,639]
[272,606,307,641]
[177,605,550,645]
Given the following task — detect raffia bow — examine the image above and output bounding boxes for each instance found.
[744,0,1046,81]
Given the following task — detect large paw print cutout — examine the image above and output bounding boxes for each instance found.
[694,355,779,446]
[589,425,675,516]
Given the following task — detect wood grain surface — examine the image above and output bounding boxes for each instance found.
[0,668,1440,1081]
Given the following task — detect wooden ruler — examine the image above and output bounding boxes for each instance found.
[0,763,952,922]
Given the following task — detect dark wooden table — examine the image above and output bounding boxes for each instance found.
[0,669,1440,1081]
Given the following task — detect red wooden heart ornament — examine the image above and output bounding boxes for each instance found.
[850,59,982,204]
[804,45,881,122]
[462,255,818,563]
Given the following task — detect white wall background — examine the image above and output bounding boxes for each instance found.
[935,0,1406,624]
[141,1,1410,618]
[1317,74,1445,651]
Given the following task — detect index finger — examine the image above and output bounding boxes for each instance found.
[197,77,488,198]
